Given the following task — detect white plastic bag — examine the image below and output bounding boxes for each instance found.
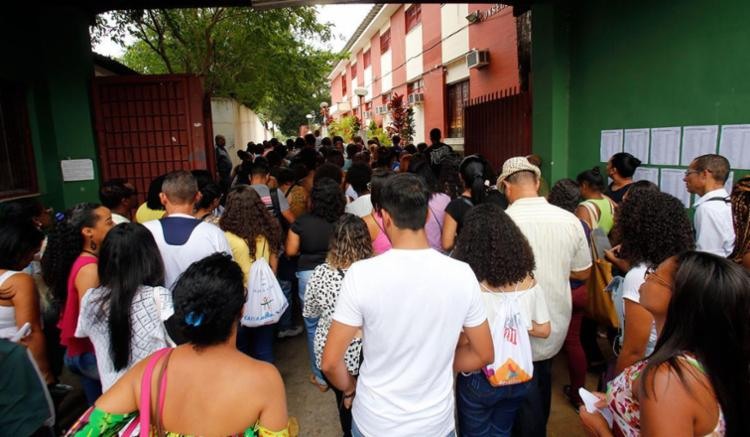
[482,295,534,386]
[241,258,288,327]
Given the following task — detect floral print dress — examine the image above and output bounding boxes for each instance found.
[607,353,726,437]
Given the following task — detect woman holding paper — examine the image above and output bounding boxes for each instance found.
[579,252,750,436]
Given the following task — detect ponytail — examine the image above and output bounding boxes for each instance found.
[460,155,493,205]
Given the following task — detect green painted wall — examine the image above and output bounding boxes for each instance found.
[1,6,100,211]
[532,0,750,183]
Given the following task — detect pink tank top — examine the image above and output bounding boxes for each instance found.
[372,211,392,255]
[59,255,97,357]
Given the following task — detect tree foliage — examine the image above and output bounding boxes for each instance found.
[93,8,341,135]
[386,93,415,143]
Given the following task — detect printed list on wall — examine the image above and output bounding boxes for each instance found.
[599,124,750,207]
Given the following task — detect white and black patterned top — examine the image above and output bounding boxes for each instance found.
[76,285,174,391]
[303,264,362,375]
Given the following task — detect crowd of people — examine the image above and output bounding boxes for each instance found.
[1,128,749,437]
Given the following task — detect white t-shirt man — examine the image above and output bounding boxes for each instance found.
[333,248,486,436]
[693,188,735,257]
[143,213,232,288]
[506,197,592,361]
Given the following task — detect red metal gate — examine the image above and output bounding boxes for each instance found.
[92,74,214,203]
[463,87,531,171]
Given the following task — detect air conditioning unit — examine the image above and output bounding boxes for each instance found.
[375,106,389,115]
[466,49,490,69]
[407,93,424,105]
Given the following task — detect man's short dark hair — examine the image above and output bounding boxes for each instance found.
[693,154,731,183]
[346,143,360,159]
[380,173,430,231]
[162,170,198,204]
[304,133,316,147]
[314,163,344,185]
[346,163,373,195]
[429,128,442,142]
[99,179,135,209]
[392,135,401,145]
[250,158,270,176]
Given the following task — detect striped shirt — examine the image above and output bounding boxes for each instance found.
[506,197,592,361]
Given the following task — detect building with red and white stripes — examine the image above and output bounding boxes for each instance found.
[327,3,522,149]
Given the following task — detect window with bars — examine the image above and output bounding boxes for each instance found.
[406,4,421,33]
[447,80,469,138]
[341,74,347,96]
[380,29,391,53]
[363,50,371,69]
[0,81,38,199]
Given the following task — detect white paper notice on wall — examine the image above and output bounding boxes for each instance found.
[660,168,691,208]
[600,129,623,162]
[650,127,681,165]
[680,125,718,166]
[61,159,95,182]
[623,129,650,164]
[633,167,659,185]
[719,124,750,169]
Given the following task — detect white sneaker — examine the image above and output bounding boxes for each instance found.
[277,326,304,338]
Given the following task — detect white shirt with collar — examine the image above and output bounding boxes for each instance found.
[505,196,592,361]
[693,188,735,257]
[143,213,232,288]
[111,213,130,225]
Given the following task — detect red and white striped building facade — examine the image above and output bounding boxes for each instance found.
[327,3,521,148]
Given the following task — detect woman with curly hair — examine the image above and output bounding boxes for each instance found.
[303,214,372,436]
[452,203,550,436]
[729,175,750,269]
[41,202,114,404]
[220,185,281,362]
[286,177,346,391]
[605,190,694,373]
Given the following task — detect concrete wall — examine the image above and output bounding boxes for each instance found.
[211,97,270,166]
[405,24,423,81]
[441,3,469,64]
[468,4,519,97]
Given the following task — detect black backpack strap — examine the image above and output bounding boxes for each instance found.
[270,187,282,220]
[703,196,730,204]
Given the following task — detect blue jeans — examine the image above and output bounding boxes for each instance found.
[297,269,325,386]
[456,372,530,437]
[237,324,275,363]
[352,420,456,437]
[64,351,101,405]
[277,278,294,331]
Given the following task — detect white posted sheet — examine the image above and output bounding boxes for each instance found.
[624,129,650,164]
[650,127,681,165]
[660,168,691,208]
[719,124,750,169]
[600,129,623,162]
[633,167,659,185]
[681,125,718,166]
[61,159,95,182]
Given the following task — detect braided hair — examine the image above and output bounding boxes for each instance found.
[730,176,750,263]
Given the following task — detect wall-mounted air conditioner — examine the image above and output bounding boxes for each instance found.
[466,49,490,69]
[407,93,424,105]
